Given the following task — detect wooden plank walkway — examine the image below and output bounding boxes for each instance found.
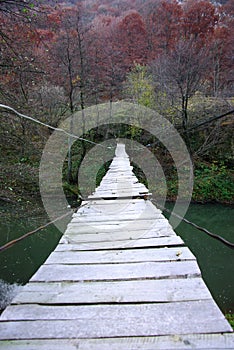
[0,143,233,349]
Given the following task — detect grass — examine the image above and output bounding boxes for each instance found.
[225,314,234,329]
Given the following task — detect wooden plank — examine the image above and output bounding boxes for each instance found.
[1,142,233,348]
[45,247,195,265]
[89,190,147,196]
[70,214,165,223]
[30,260,201,282]
[0,300,232,339]
[65,219,174,235]
[83,198,151,206]
[95,184,146,191]
[12,278,212,304]
[95,181,147,188]
[71,212,164,222]
[78,199,159,214]
[62,227,175,244]
[91,188,148,194]
[75,200,157,213]
[67,218,169,227]
[72,202,163,224]
[58,235,184,250]
[64,226,175,239]
[1,334,234,350]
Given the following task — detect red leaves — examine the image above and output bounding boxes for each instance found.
[147,0,182,56]
[182,0,218,40]
[1,0,233,106]
[115,10,148,67]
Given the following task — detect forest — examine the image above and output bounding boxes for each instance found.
[0,0,233,206]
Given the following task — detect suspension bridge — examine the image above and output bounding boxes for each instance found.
[0,143,233,349]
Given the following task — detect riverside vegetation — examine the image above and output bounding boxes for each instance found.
[0,0,233,326]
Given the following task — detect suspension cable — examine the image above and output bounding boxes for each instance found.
[1,104,233,250]
[0,104,112,148]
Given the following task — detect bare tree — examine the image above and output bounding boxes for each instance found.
[151,39,210,134]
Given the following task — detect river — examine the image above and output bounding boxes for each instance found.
[0,201,233,313]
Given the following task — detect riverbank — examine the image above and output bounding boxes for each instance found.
[0,200,233,330]
[1,159,233,207]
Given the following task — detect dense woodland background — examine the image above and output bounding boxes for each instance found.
[0,0,233,205]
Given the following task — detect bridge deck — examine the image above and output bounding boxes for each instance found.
[0,143,233,349]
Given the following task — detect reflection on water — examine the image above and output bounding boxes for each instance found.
[0,201,233,313]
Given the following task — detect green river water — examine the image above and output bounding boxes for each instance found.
[0,201,233,313]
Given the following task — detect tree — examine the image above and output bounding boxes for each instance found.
[124,63,154,108]
[114,10,148,69]
[47,5,91,184]
[0,0,38,16]
[182,0,218,41]
[145,0,182,57]
[88,14,128,102]
[151,39,210,137]
[207,3,234,97]
[0,12,47,158]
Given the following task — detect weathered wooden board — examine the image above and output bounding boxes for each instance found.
[71,212,164,222]
[0,300,232,339]
[89,191,148,198]
[45,247,195,265]
[65,220,174,236]
[68,217,169,226]
[70,215,165,223]
[62,228,177,245]
[1,334,234,350]
[72,203,163,227]
[81,198,153,207]
[12,278,211,305]
[95,182,147,189]
[95,184,147,192]
[1,143,233,349]
[58,235,184,250]
[30,260,201,282]
[74,200,159,215]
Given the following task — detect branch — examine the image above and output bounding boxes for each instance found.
[0,104,110,148]
[186,109,234,133]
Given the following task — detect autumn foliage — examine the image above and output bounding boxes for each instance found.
[0,0,233,163]
[0,0,233,106]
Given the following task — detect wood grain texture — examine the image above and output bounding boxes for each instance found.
[44,247,195,265]
[0,143,233,349]
[0,300,232,339]
[12,278,211,304]
[1,334,234,350]
[30,260,201,282]
[58,235,184,250]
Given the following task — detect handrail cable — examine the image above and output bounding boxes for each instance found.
[0,104,233,250]
[151,198,234,250]
[0,211,72,253]
[1,198,233,253]
[0,104,112,149]
[0,201,91,253]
